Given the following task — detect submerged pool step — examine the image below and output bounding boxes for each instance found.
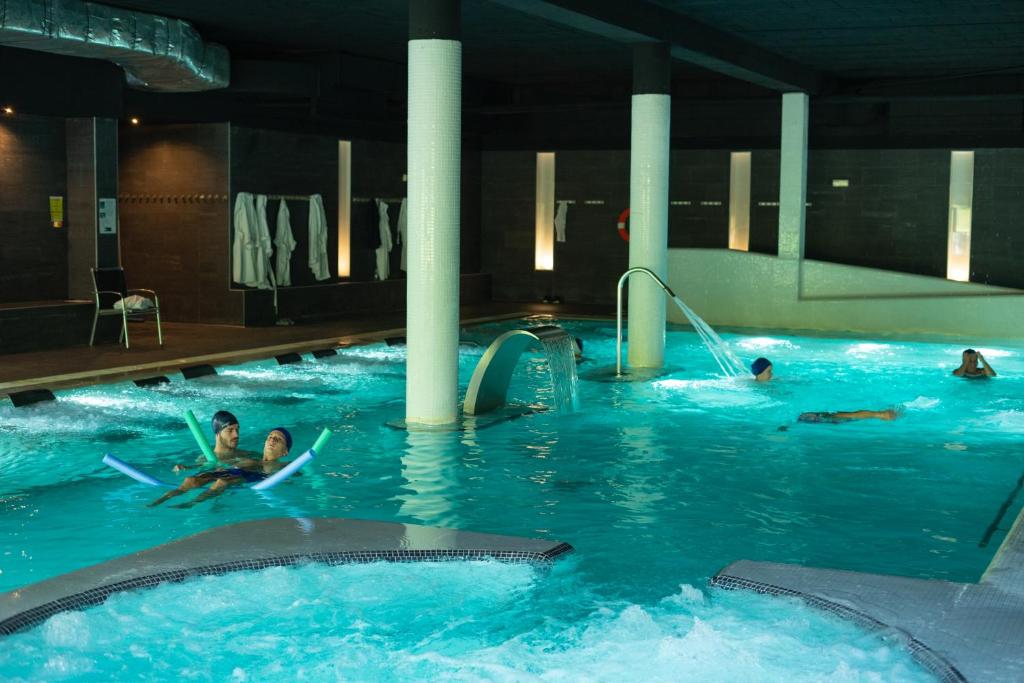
[0,517,573,636]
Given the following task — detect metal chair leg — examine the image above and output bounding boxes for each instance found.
[121,309,130,349]
[89,308,99,346]
[155,309,163,348]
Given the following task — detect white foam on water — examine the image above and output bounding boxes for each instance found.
[902,396,940,410]
[735,337,798,352]
[0,567,933,682]
[652,378,780,408]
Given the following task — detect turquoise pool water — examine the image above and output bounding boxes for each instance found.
[2,318,1022,680]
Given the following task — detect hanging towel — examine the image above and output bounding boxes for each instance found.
[232,192,260,287]
[374,199,394,281]
[397,197,408,271]
[308,193,330,281]
[554,200,569,243]
[274,200,297,286]
[254,194,275,290]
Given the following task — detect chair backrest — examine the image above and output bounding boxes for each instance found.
[92,267,128,306]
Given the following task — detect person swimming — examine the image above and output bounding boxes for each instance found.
[149,427,293,507]
[751,357,773,382]
[953,348,996,378]
[798,409,899,424]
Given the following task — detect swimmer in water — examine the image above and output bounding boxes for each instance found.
[798,409,900,424]
[952,348,996,378]
[149,427,293,507]
[751,357,773,382]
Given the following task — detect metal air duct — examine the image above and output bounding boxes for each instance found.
[0,0,228,91]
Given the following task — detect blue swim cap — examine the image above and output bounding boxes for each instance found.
[211,410,238,435]
[751,357,772,376]
[270,427,292,451]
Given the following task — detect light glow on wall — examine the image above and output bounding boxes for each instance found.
[534,152,555,271]
[337,140,351,277]
[946,150,974,282]
[728,152,751,251]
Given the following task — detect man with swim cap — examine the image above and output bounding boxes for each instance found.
[211,410,241,457]
[149,427,294,507]
[751,357,773,382]
[173,410,245,472]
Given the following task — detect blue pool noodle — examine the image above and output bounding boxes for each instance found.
[250,449,315,491]
[102,454,174,488]
[103,451,315,490]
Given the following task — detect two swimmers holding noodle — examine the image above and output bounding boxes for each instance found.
[149,411,299,507]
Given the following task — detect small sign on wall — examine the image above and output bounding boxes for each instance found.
[98,198,117,235]
[49,196,64,228]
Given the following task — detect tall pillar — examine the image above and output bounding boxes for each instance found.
[627,42,671,369]
[66,117,119,299]
[406,0,462,425]
[777,92,808,260]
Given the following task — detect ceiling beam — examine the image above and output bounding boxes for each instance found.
[489,0,823,93]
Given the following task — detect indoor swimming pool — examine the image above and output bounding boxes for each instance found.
[2,317,1022,681]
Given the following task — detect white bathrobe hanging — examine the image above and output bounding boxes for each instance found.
[308,194,330,281]
[274,200,297,286]
[232,192,260,286]
[397,197,408,272]
[374,199,393,281]
[554,200,569,243]
[254,194,275,290]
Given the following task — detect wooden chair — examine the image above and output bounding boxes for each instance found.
[89,267,163,349]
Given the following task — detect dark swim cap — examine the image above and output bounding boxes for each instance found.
[211,410,238,435]
[751,357,772,376]
[270,427,292,451]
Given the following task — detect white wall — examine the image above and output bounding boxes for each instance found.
[667,249,1024,339]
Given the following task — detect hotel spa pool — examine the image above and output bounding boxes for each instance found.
[2,318,1022,681]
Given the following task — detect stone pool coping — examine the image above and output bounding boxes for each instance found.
[711,496,1024,683]
[0,517,572,635]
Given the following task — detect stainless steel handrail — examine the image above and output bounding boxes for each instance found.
[616,267,677,376]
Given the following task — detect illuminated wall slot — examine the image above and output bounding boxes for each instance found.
[534,152,555,271]
[728,152,751,251]
[337,140,352,277]
[946,150,974,282]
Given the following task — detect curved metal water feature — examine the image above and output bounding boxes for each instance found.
[617,267,746,377]
[464,325,578,415]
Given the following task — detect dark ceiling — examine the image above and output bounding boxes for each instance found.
[5,0,1024,146]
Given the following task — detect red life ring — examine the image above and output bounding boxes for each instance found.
[617,208,630,242]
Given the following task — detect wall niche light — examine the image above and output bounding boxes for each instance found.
[129,117,140,125]
[946,150,975,282]
[3,106,13,115]
[534,152,555,271]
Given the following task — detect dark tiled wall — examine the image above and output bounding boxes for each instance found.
[0,115,68,303]
[119,123,240,324]
[972,149,1024,289]
[481,147,1024,303]
[804,149,949,277]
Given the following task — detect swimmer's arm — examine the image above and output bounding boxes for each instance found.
[978,353,996,376]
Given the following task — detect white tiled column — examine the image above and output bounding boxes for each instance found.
[778,92,809,260]
[406,0,462,425]
[627,43,671,369]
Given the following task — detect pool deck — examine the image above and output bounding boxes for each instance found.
[0,302,613,397]
[712,501,1024,683]
[0,517,573,635]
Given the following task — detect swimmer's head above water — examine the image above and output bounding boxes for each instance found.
[211,410,239,451]
[751,357,773,382]
[264,427,292,461]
